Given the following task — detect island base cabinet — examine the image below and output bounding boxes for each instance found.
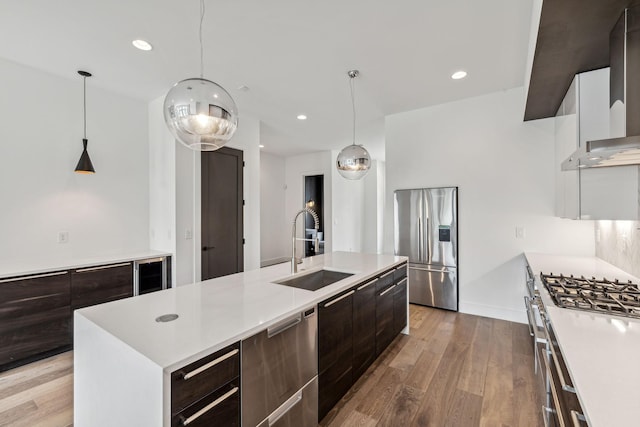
[393,277,408,335]
[257,377,318,427]
[171,382,240,427]
[352,277,377,380]
[375,282,396,356]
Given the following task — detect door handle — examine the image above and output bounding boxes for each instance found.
[202,246,215,251]
[267,313,302,338]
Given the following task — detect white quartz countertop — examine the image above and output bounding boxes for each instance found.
[525,252,640,427]
[75,252,406,372]
[0,250,172,279]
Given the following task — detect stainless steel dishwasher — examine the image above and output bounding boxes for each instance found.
[242,306,318,427]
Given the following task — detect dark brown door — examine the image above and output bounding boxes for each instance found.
[201,147,243,280]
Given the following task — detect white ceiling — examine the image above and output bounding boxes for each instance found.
[0,0,533,159]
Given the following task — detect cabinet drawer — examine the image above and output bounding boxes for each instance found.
[257,377,318,427]
[171,342,240,414]
[171,381,240,427]
[0,271,71,368]
[352,278,376,380]
[376,282,396,356]
[71,263,133,309]
[393,263,407,282]
[376,269,395,291]
[393,278,408,335]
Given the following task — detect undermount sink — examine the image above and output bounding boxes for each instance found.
[274,269,353,291]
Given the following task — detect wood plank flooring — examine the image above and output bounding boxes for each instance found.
[0,352,73,427]
[320,305,543,427]
[0,305,541,427]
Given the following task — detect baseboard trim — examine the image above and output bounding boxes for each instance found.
[459,301,527,324]
[260,257,289,268]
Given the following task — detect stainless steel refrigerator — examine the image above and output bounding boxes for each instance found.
[394,187,458,311]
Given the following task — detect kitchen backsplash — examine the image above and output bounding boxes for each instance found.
[595,220,640,277]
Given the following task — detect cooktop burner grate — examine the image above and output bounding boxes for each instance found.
[541,273,640,319]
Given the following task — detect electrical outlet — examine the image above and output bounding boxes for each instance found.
[515,226,525,239]
[58,231,69,244]
[185,229,193,240]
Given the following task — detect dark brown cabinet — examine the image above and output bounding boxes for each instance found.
[171,342,240,427]
[393,277,408,336]
[318,289,354,420]
[71,262,133,310]
[375,269,396,356]
[318,262,408,422]
[352,277,377,380]
[0,271,71,370]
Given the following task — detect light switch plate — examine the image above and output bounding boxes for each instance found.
[515,226,525,239]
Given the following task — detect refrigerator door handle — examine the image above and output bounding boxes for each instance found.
[410,265,455,274]
[417,217,422,261]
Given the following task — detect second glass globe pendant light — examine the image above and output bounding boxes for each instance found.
[336,70,371,180]
[163,0,238,151]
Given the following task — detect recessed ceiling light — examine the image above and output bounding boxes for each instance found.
[132,39,153,51]
[259,144,265,148]
[297,114,307,120]
[451,70,467,80]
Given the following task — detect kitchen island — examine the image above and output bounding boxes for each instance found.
[74,251,407,426]
[525,252,640,427]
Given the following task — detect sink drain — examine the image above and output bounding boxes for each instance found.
[155,313,179,323]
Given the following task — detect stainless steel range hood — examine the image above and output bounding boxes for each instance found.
[562,5,640,170]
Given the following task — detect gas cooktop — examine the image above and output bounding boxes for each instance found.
[541,273,640,319]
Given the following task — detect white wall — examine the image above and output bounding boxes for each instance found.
[285,152,333,257]
[331,150,365,252]
[385,87,595,323]
[0,58,149,262]
[362,160,386,254]
[227,117,261,272]
[260,152,288,265]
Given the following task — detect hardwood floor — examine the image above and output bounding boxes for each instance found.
[320,305,543,427]
[0,352,73,427]
[0,305,541,427]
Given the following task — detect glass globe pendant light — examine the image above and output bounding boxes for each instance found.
[163,0,238,151]
[336,70,371,180]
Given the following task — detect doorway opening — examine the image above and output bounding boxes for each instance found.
[304,175,324,257]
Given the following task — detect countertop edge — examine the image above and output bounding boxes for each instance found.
[77,253,408,373]
[0,250,172,279]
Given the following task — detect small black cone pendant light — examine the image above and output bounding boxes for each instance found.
[75,70,95,174]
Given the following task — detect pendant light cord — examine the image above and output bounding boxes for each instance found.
[83,75,87,139]
[199,0,205,78]
[350,75,356,146]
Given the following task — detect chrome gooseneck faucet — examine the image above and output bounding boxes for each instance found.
[291,208,320,273]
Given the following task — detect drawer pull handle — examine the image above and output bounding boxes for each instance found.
[268,389,303,426]
[182,349,239,380]
[357,279,377,291]
[541,405,553,427]
[524,296,535,337]
[571,410,586,425]
[324,290,355,308]
[397,278,408,286]
[380,270,394,279]
[75,263,131,273]
[542,325,576,393]
[0,271,68,283]
[181,386,238,425]
[379,284,396,296]
[267,313,302,338]
[395,264,407,271]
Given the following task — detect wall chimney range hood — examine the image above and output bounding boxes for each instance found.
[562,5,640,170]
